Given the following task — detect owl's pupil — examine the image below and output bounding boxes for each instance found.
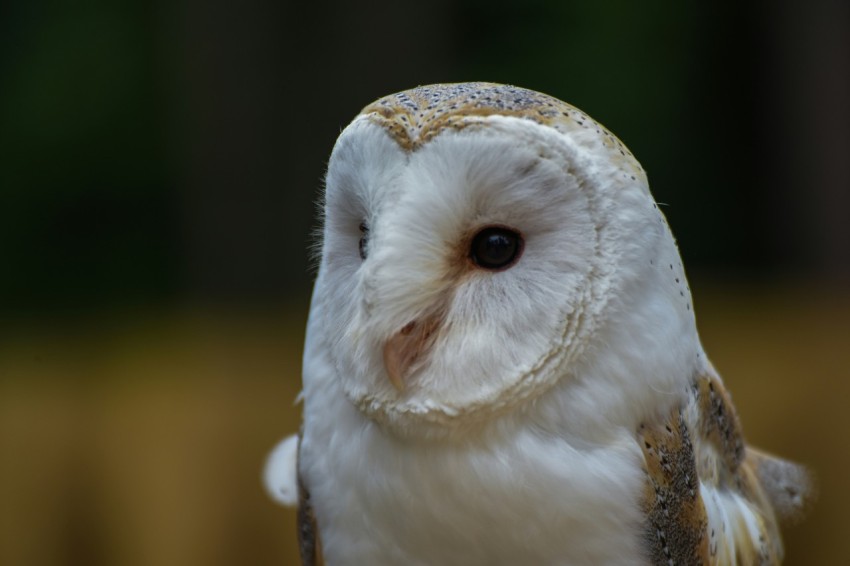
[470,227,522,270]
[358,222,369,260]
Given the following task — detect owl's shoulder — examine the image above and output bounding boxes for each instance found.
[638,373,813,565]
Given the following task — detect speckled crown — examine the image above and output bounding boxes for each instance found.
[360,82,643,178]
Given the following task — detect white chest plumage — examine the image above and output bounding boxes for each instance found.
[266,83,813,566]
[300,310,648,566]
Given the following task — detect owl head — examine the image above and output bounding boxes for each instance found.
[310,83,700,437]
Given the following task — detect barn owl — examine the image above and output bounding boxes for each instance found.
[265,82,812,565]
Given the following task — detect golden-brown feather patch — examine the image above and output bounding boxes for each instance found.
[639,408,710,565]
[695,377,744,478]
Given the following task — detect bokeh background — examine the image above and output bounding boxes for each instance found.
[1,0,848,564]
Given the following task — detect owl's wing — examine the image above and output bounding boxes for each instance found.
[638,374,813,565]
[296,432,324,566]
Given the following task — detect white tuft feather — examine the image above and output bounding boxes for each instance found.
[263,434,299,507]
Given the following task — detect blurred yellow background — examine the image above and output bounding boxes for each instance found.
[1,0,848,564]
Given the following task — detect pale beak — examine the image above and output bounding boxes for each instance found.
[382,315,442,391]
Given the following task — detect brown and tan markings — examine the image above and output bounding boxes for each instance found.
[639,405,710,565]
[694,377,744,482]
[695,376,785,564]
[638,374,814,565]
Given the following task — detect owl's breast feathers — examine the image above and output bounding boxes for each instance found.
[296,373,812,565]
[639,375,813,565]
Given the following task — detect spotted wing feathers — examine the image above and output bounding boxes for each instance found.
[639,375,813,565]
[639,409,711,564]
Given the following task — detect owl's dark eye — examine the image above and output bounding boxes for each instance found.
[358,222,369,260]
[469,226,523,270]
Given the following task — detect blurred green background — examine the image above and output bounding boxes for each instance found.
[1,0,847,564]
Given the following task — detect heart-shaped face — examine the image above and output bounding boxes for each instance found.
[309,83,694,436]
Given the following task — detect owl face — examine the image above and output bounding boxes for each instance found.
[312,84,676,435]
